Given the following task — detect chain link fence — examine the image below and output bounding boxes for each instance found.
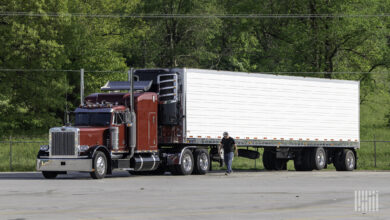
[0,138,47,172]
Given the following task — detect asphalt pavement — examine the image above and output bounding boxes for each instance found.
[0,171,389,220]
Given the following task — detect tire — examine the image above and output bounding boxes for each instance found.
[293,150,306,171]
[313,147,326,170]
[90,151,107,179]
[170,149,194,175]
[263,150,287,171]
[334,149,355,171]
[42,171,58,179]
[294,149,313,171]
[168,165,179,175]
[193,149,210,175]
[294,159,306,171]
[262,150,274,170]
[274,158,287,170]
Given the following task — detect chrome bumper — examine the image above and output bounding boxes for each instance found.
[37,158,93,172]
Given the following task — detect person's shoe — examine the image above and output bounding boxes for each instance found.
[225,172,229,176]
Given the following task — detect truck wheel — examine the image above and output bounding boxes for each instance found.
[334,149,355,171]
[294,159,306,171]
[274,158,287,170]
[262,150,274,170]
[263,150,287,170]
[313,147,326,170]
[294,149,313,171]
[42,171,58,179]
[193,149,210,175]
[171,149,194,175]
[90,151,107,179]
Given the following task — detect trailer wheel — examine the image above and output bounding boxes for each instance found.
[294,159,306,171]
[294,149,313,171]
[262,150,274,170]
[170,149,194,175]
[313,147,326,170]
[193,149,210,175]
[263,150,287,171]
[334,149,355,171]
[274,158,287,170]
[90,151,107,179]
[42,171,58,179]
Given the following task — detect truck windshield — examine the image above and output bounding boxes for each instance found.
[75,113,111,126]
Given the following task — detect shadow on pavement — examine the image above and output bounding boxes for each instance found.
[0,169,270,180]
[0,171,135,180]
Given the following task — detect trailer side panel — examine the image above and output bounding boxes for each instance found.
[185,69,359,145]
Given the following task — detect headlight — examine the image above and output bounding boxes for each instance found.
[40,145,49,151]
[79,145,89,152]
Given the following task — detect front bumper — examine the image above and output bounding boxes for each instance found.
[37,158,93,172]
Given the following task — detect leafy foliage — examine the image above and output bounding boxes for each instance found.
[0,0,389,136]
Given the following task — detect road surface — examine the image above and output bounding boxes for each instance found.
[0,171,388,220]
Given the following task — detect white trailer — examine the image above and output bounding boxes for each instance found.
[135,68,360,171]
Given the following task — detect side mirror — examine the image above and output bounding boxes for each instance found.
[125,111,131,123]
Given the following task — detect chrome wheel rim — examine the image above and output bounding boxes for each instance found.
[199,153,209,170]
[96,156,106,175]
[182,154,192,172]
[219,149,224,159]
[317,151,325,167]
[346,152,355,169]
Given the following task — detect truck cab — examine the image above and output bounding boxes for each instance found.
[37,79,162,179]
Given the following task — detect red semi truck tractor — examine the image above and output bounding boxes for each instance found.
[37,68,360,179]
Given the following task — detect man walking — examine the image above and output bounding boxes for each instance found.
[219,131,238,175]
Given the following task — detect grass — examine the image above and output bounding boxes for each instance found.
[0,140,44,172]
[1,139,388,172]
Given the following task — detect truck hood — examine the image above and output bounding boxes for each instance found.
[78,127,109,146]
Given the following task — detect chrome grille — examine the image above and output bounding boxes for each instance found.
[51,132,76,156]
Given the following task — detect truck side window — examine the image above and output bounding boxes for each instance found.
[114,112,125,125]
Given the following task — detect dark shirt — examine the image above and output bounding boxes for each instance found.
[221,137,235,153]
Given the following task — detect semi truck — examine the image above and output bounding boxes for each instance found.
[36,68,360,179]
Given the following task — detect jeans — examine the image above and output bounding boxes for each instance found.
[224,152,234,173]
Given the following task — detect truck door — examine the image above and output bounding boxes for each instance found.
[113,111,126,150]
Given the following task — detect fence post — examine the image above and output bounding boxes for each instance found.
[9,136,12,172]
[374,135,377,168]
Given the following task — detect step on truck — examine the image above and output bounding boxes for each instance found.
[37,68,360,179]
